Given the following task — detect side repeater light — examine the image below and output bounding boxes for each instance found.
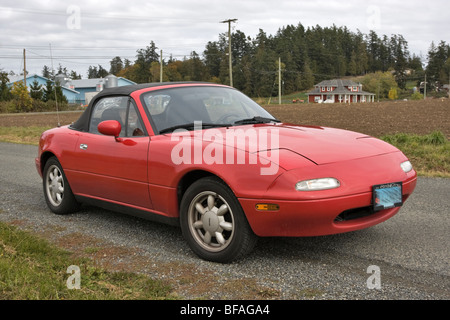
[256,204,280,211]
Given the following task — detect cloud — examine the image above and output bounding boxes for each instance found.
[1,0,448,76]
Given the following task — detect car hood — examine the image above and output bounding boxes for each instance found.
[201,123,400,167]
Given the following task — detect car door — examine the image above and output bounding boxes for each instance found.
[71,96,152,210]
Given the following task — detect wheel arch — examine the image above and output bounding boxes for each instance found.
[39,151,57,175]
[176,170,231,209]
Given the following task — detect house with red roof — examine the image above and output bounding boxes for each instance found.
[307,79,375,103]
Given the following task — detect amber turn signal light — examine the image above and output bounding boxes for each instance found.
[256,203,280,211]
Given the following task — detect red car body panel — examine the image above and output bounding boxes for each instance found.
[36,83,417,238]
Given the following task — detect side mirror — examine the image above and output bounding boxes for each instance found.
[98,120,122,141]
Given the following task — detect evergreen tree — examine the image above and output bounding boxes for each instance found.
[0,71,12,101]
[69,70,82,80]
[87,66,98,79]
[87,65,108,79]
[43,80,54,102]
[134,41,159,83]
[203,41,222,79]
[54,83,68,104]
[42,65,52,79]
[30,80,43,100]
[109,56,124,75]
[426,41,450,86]
[390,34,409,89]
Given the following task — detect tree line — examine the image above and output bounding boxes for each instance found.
[107,24,449,98]
[1,22,450,106]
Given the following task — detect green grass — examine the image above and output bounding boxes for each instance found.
[0,221,174,300]
[253,91,308,105]
[381,131,450,178]
[0,126,50,145]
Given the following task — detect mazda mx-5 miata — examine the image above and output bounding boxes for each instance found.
[36,82,417,263]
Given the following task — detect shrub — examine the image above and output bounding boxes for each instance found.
[10,82,33,112]
[388,87,399,100]
[410,92,424,100]
[362,71,399,99]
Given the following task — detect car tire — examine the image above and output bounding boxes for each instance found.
[43,157,80,215]
[180,176,258,263]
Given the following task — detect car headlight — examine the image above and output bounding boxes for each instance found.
[400,161,413,173]
[295,178,340,191]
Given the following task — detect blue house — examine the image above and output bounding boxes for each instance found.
[8,73,136,105]
[7,74,80,103]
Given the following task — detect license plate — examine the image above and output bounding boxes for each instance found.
[372,182,403,212]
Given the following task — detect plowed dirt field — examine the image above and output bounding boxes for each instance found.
[0,99,449,138]
[265,98,449,137]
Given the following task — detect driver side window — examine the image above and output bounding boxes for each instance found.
[89,96,146,137]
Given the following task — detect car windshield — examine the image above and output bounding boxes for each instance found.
[141,86,278,134]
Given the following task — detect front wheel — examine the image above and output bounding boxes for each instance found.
[43,157,80,214]
[180,177,258,263]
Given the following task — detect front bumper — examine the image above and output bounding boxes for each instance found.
[239,175,417,237]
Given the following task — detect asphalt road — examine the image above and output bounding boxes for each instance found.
[0,141,449,300]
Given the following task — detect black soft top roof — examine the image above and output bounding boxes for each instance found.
[70,82,212,132]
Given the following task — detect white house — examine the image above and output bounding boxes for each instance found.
[307,79,375,104]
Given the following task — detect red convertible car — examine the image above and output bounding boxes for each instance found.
[36,82,417,262]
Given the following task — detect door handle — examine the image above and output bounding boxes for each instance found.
[80,144,88,150]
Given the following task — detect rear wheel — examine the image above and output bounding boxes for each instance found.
[43,157,80,214]
[180,177,257,263]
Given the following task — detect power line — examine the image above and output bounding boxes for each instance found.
[0,6,219,23]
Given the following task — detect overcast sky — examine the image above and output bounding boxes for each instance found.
[1,0,448,78]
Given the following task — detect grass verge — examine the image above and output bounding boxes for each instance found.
[380,131,450,178]
[0,126,51,145]
[0,221,174,300]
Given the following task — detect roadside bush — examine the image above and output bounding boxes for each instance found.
[410,92,424,100]
[0,99,79,113]
[10,82,33,112]
[381,131,449,177]
[424,130,447,145]
[31,99,68,112]
[382,131,447,146]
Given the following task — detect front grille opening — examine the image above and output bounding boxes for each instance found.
[334,206,374,222]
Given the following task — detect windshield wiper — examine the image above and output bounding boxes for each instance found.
[159,122,232,134]
[233,116,281,125]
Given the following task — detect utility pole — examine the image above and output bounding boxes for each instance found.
[377,82,380,102]
[424,74,427,100]
[220,19,237,87]
[49,43,60,127]
[23,49,26,86]
[160,49,163,83]
[278,57,282,105]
